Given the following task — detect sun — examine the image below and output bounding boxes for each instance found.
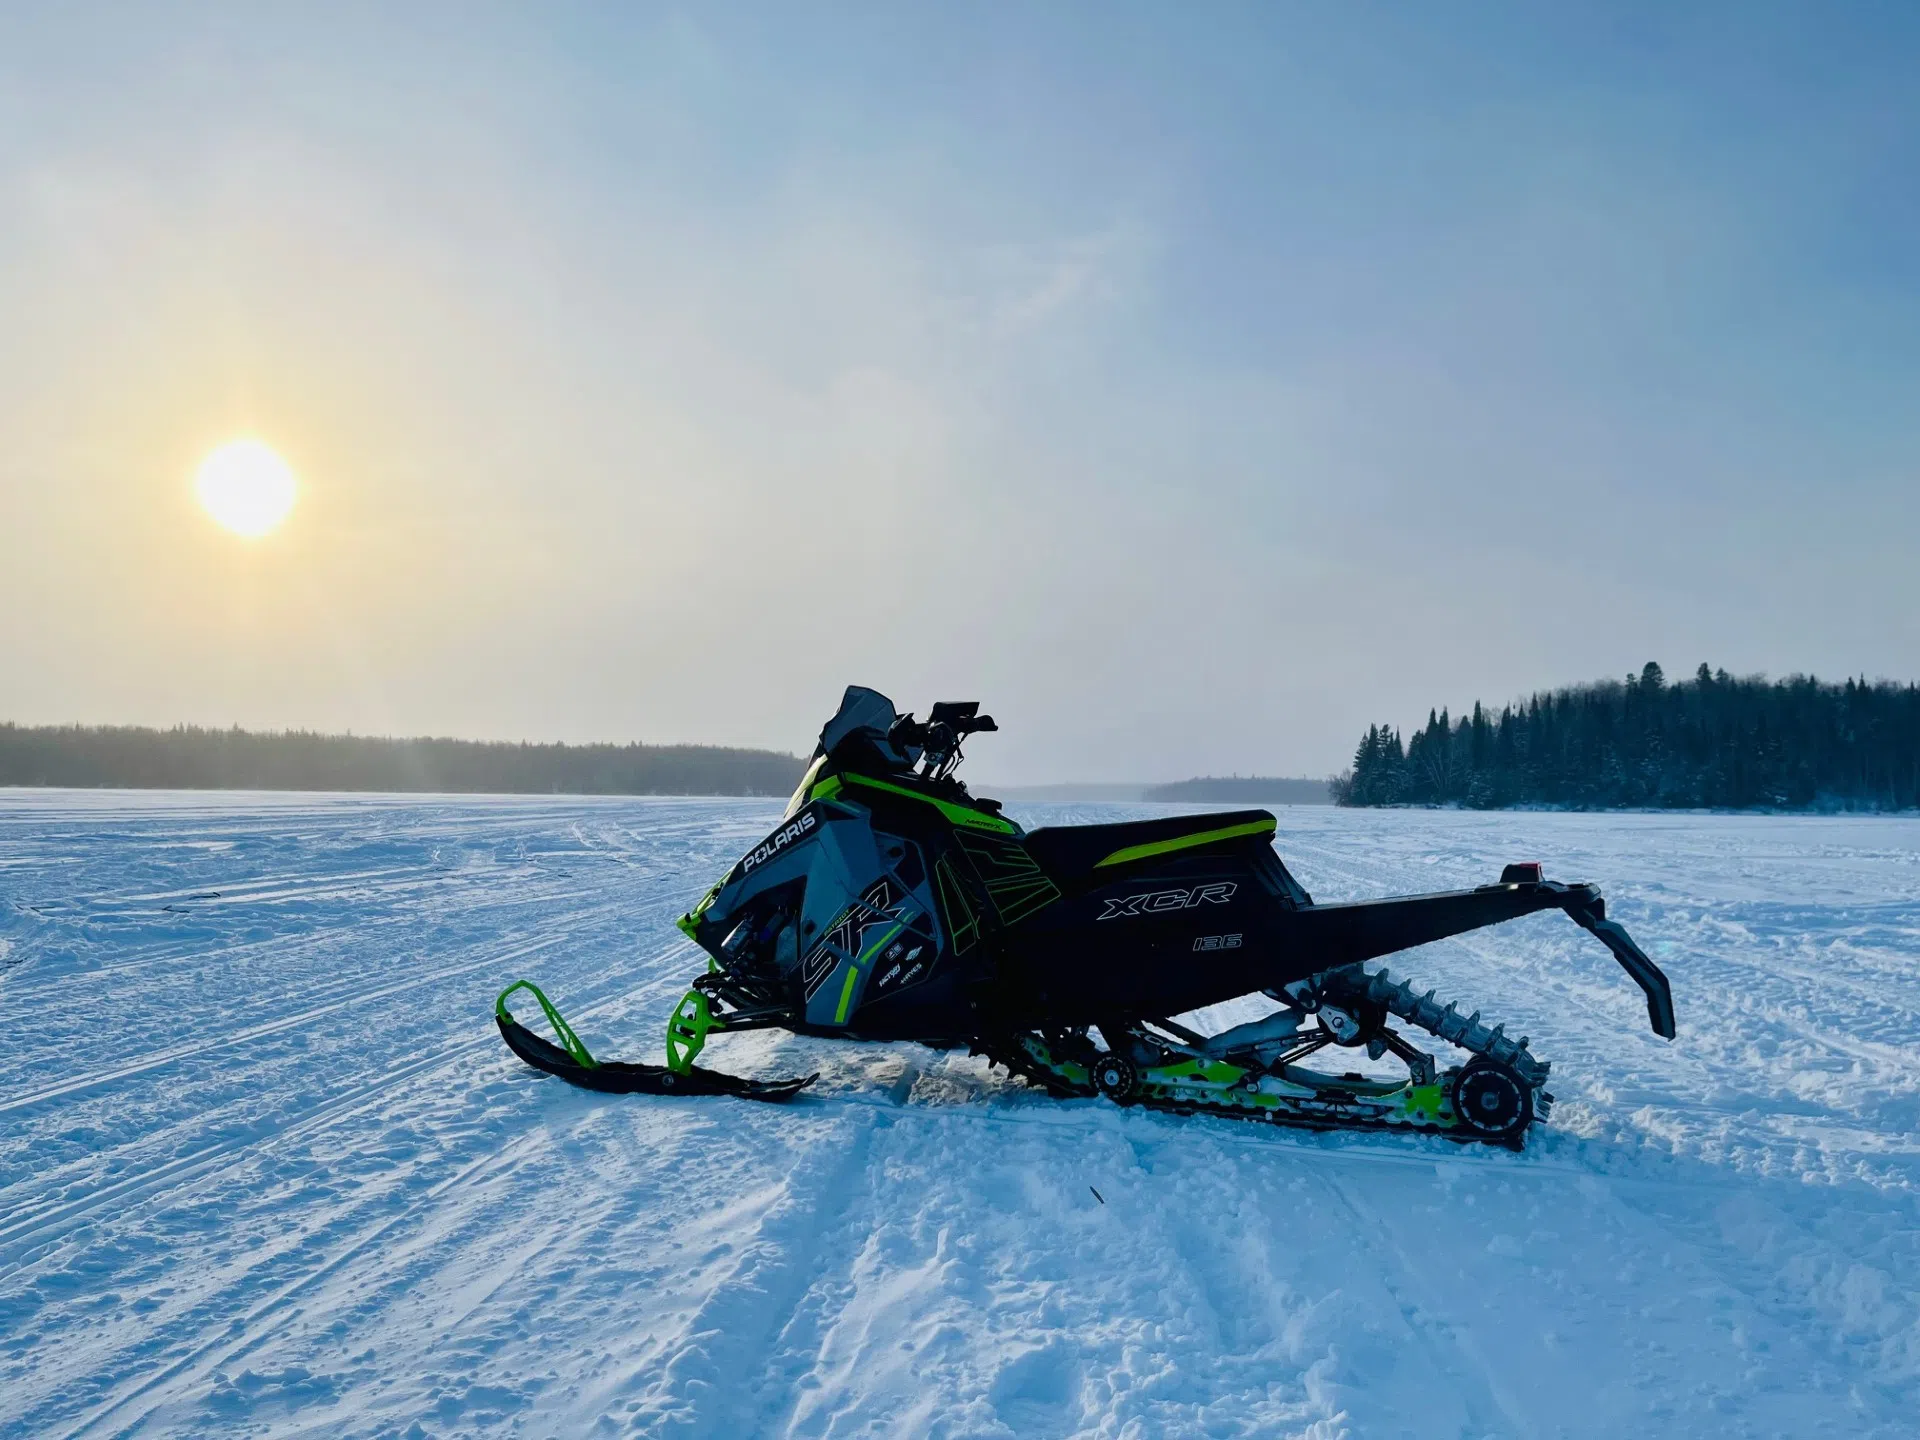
[195,439,297,538]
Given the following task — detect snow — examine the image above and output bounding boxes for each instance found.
[4,792,1920,1438]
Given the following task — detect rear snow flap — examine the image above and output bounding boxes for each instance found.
[1560,896,1677,1040]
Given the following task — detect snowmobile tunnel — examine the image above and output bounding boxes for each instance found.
[1285,876,1677,1039]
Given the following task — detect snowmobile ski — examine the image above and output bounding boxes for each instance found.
[494,981,815,1102]
[491,687,1677,1145]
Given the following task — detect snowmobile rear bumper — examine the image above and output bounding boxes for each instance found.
[1286,872,1675,1038]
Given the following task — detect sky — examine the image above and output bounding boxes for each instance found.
[2,3,1916,784]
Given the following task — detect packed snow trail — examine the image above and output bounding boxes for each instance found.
[3,793,1918,1438]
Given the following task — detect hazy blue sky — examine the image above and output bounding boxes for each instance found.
[3,3,1916,783]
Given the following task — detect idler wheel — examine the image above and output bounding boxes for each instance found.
[1091,1054,1137,1103]
[1450,1058,1532,1140]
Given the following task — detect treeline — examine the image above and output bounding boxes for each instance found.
[1332,663,1920,811]
[1146,777,1331,805]
[0,724,806,797]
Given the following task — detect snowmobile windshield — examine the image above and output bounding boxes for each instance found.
[814,685,920,774]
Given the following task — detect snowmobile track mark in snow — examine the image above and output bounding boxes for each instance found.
[59,1136,531,1440]
[0,1030,503,1274]
[1,932,570,1118]
[1,950,668,1280]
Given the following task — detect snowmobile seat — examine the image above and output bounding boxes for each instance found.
[1022,809,1277,882]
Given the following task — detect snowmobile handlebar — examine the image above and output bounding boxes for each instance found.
[889,704,997,778]
[889,707,997,747]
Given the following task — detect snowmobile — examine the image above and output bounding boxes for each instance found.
[496,686,1676,1146]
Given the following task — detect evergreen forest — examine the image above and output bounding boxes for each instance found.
[1332,664,1920,811]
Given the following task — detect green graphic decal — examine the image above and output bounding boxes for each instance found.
[953,830,1062,924]
[934,852,984,953]
[840,773,1017,833]
[1093,817,1277,869]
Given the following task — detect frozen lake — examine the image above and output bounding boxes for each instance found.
[4,792,1919,1438]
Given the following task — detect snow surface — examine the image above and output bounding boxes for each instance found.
[4,791,1920,1438]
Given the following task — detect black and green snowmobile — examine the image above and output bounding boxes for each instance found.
[497,686,1676,1145]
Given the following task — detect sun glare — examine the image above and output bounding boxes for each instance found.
[195,440,297,538]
